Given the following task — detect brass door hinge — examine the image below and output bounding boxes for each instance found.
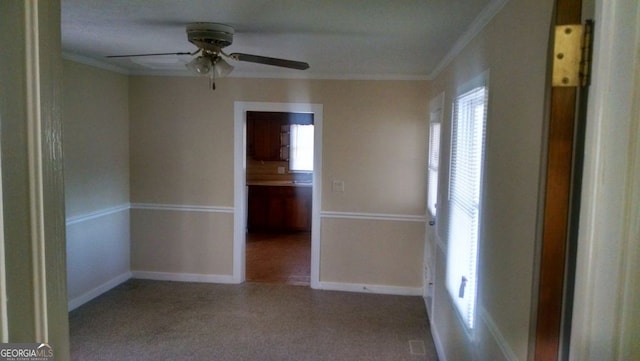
[552,20,594,87]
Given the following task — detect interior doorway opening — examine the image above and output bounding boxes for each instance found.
[233,101,322,288]
[245,111,314,286]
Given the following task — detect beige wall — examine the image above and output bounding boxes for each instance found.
[64,61,130,215]
[427,0,554,360]
[129,77,429,285]
[320,218,424,287]
[63,60,130,309]
[131,210,233,275]
[130,77,428,213]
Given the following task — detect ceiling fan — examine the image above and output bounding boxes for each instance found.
[107,22,310,89]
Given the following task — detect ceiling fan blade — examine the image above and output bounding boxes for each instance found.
[106,51,194,58]
[229,53,309,70]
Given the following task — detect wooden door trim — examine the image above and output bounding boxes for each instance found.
[534,0,583,359]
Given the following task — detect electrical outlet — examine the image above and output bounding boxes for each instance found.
[277,166,285,174]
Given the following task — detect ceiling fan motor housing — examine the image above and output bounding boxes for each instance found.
[186,22,234,49]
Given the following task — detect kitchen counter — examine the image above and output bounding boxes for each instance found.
[247,180,312,187]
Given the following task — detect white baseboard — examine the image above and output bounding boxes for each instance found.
[131,271,237,284]
[424,295,434,319]
[479,307,518,361]
[316,281,422,296]
[430,317,447,361]
[68,272,132,311]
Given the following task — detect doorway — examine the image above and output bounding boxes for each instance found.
[245,111,313,285]
[232,102,323,288]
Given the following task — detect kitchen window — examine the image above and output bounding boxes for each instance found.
[289,124,314,172]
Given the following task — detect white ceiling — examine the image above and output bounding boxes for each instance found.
[61,0,496,79]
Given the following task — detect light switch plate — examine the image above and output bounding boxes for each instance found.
[332,180,345,192]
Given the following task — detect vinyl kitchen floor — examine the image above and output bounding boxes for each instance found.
[246,231,311,286]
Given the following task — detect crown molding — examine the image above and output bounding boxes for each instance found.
[62,52,130,74]
[227,71,430,81]
[428,0,510,80]
[64,54,430,80]
[127,68,429,81]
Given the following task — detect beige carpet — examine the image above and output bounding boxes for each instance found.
[70,279,439,361]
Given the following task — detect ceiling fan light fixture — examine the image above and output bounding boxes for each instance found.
[186,22,234,50]
[186,56,212,75]
[108,22,309,90]
[213,57,234,78]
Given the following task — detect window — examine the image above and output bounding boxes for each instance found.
[427,93,444,217]
[289,124,314,172]
[425,93,444,305]
[446,80,488,330]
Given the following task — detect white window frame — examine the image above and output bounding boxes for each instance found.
[424,92,445,308]
[445,71,489,332]
[427,92,444,220]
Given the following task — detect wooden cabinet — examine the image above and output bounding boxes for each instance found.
[246,111,314,161]
[247,185,312,232]
[249,118,283,161]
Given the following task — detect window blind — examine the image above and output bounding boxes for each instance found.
[446,85,488,330]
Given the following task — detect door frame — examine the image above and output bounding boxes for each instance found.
[569,0,640,359]
[0,0,68,355]
[424,91,444,316]
[534,0,640,359]
[233,101,323,288]
[533,0,584,358]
